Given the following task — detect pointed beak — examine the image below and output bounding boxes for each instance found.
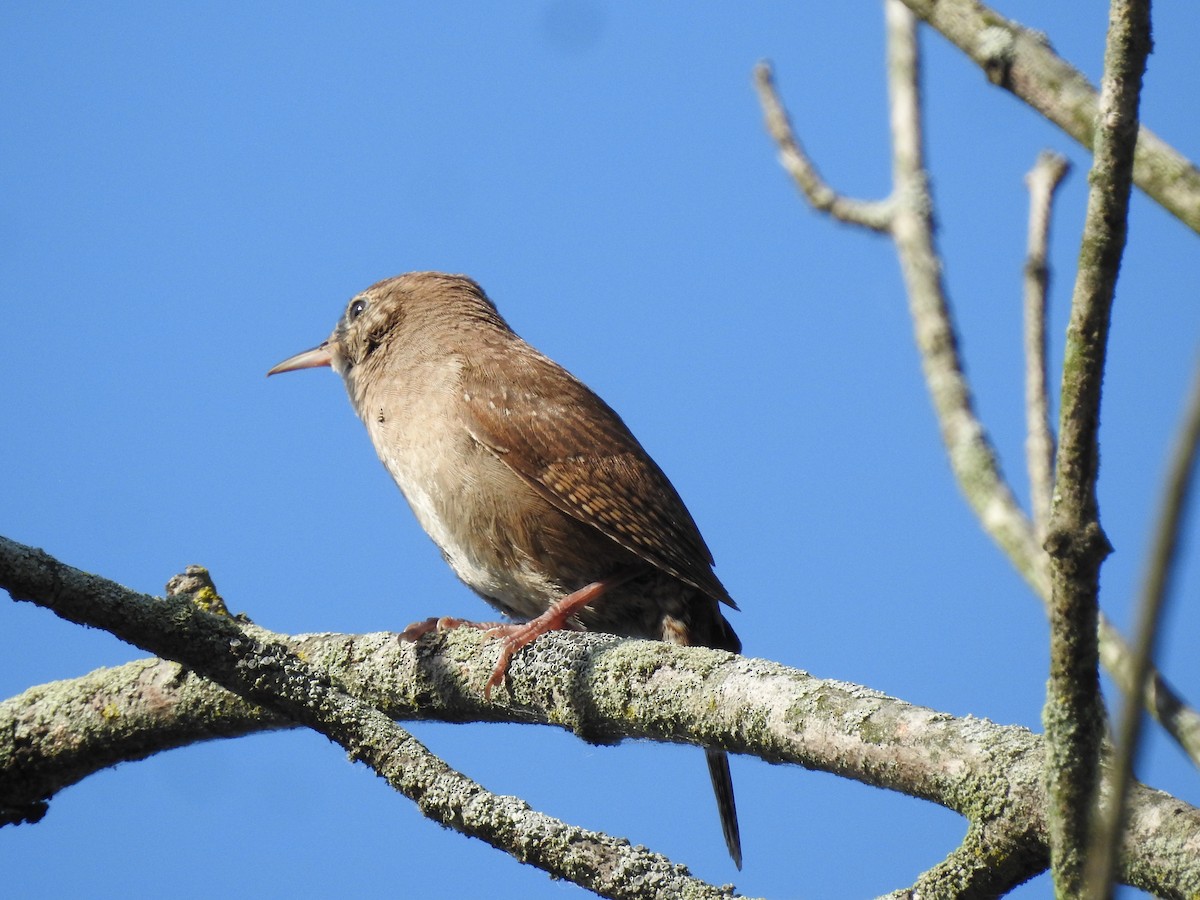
[267,342,334,376]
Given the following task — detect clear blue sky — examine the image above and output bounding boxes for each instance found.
[3,4,1197,897]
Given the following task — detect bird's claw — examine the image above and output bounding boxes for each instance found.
[482,622,539,700]
[398,615,473,641]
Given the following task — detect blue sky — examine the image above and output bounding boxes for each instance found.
[2,3,1197,897]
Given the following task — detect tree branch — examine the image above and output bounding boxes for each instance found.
[752,63,894,232]
[0,655,289,826]
[897,0,1200,236]
[0,539,729,900]
[878,823,1046,900]
[880,0,1041,588]
[1097,617,1200,764]
[757,9,1041,587]
[1023,151,1070,544]
[3,540,1199,897]
[1041,1,1151,895]
[755,0,1200,777]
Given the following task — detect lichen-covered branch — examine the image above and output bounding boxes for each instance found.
[0,656,288,826]
[0,538,729,900]
[1042,1,1151,895]
[3,541,1200,896]
[897,0,1200,236]
[877,822,1047,900]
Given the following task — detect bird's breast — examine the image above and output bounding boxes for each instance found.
[363,388,581,618]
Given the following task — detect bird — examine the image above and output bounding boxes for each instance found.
[268,271,743,867]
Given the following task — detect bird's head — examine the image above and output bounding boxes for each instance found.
[267,271,512,384]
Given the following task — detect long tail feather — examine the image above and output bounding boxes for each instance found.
[705,747,742,869]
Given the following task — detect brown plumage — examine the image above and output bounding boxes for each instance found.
[268,271,743,867]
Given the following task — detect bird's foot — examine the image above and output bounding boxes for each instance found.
[482,577,621,699]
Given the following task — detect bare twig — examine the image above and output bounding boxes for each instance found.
[756,25,1045,592]
[897,0,1200,236]
[1087,354,1200,898]
[881,0,1044,590]
[1041,1,1151,895]
[754,2,1200,777]
[752,63,894,232]
[1023,151,1070,543]
[0,538,730,900]
[1098,617,1200,762]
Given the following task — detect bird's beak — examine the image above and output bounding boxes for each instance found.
[267,342,334,376]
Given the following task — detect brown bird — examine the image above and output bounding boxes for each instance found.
[268,271,743,867]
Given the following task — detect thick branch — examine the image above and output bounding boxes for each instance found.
[0,656,289,826]
[3,549,1199,896]
[898,0,1200,236]
[0,540,728,900]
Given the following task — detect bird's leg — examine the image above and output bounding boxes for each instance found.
[483,573,635,699]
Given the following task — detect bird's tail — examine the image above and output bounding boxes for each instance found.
[662,606,743,868]
[706,746,742,869]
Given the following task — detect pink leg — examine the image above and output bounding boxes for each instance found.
[484,575,630,699]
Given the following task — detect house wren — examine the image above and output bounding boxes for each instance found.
[268,271,743,867]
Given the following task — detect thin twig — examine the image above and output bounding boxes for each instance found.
[1098,616,1200,761]
[753,62,895,232]
[1087,354,1200,898]
[1042,1,1151,895]
[1023,151,1070,544]
[880,0,1044,586]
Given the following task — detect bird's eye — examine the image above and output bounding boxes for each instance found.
[347,298,368,322]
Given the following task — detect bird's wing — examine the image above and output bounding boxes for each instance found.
[460,346,736,608]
